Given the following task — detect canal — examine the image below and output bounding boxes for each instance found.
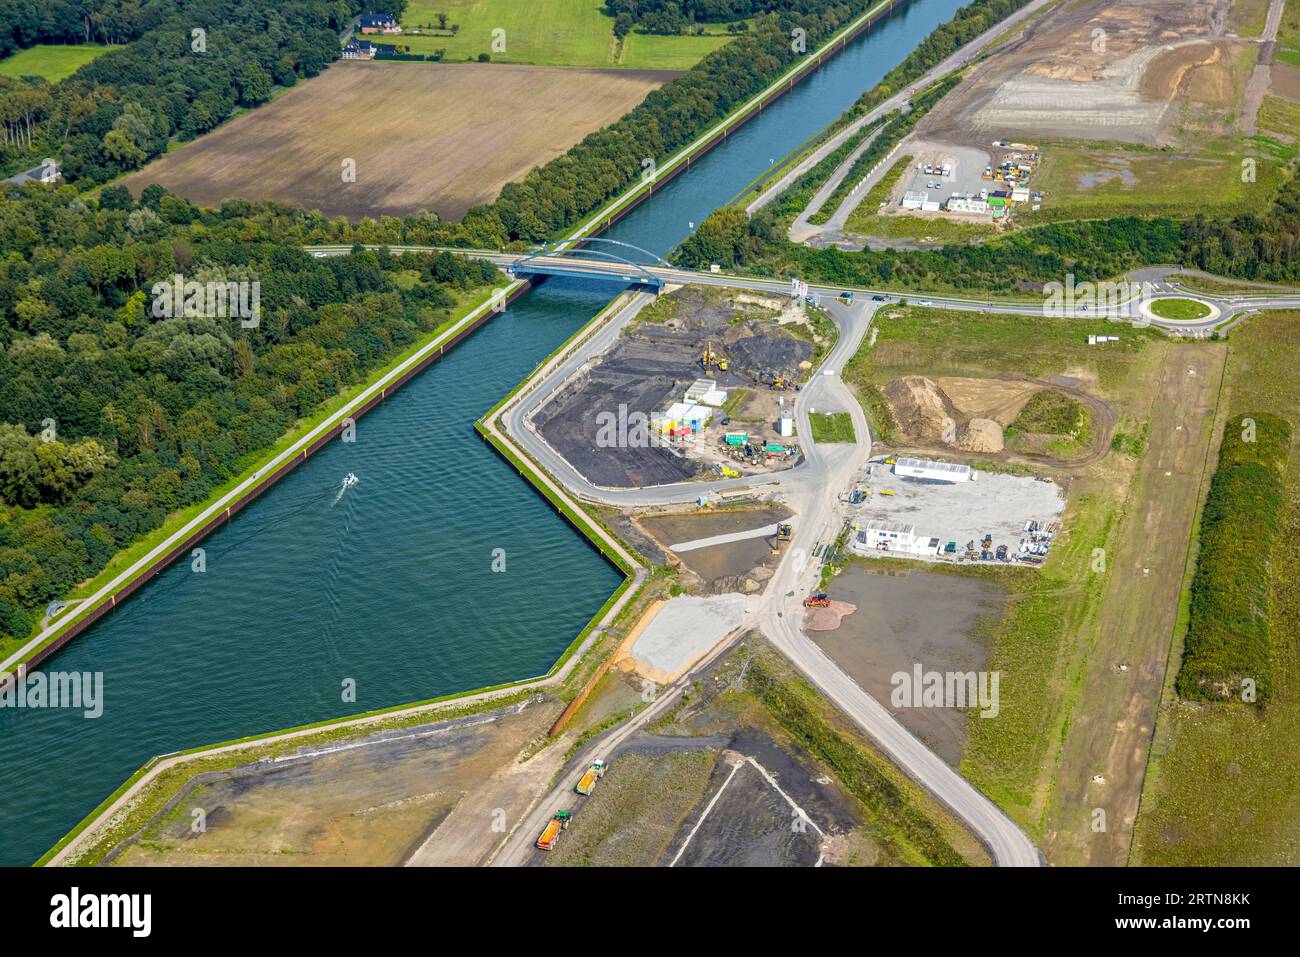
[0,0,967,865]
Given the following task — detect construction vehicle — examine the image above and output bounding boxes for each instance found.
[883,457,896,465]
[803,593,831,608]
[879,489,895,496]
[777,522,793,541]
[535,810,572,851]
[849,489,866,505]
[700,342,728,372]
[576,760,608,796]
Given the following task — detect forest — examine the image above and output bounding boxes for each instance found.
[0,184,498,645]
[0,0,406,182]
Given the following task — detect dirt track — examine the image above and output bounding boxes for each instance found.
[918,0,1238,149]
[882,372,1118,471]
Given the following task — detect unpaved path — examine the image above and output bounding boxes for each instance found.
[879,372,1118,470]
[1042,341,1228,865]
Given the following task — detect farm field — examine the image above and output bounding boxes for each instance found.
[392,0,732,69]
[117,61,676,220]
[1133,310,1300,866]
[0,43,121,82]
[845,305,1179,845]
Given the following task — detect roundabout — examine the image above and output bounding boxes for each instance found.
[1140,295,1218,325]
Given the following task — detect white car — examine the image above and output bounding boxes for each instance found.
[919,300,933,306]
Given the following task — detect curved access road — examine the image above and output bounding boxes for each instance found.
[484,291,1042,866]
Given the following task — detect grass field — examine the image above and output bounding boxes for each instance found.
[117,61,672,220]
[1278,2,1300,69]
[846,306,1171,842]
[852,213,999,244]
[1227,0,1273,38]
[392,0,730,69]
[1148,297,1212,321]
[0,43,120,82]
[1017,138,1287,226]
[1133,310,1300,866]
[809,411,856,444]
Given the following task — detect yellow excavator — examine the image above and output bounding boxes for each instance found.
[700,341,728,372]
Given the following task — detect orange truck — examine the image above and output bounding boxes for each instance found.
[575,760,608,796]
[535,811,572,851]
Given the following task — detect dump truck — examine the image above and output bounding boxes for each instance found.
[536,810,572,850]
[576,760,608,796]
[803,593,831,608]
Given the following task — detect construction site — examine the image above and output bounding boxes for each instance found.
[637,503,796,596]
[903,0,1259,224]
[532,286,828,487]
[880,373,1115,468]
[846,454,1067,569]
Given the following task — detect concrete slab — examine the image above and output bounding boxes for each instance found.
[628,595,746,683]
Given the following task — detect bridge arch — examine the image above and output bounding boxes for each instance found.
[511,236,667,288]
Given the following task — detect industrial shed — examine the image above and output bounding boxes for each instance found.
[893,457,975,483]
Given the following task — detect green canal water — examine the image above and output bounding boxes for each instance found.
[0,0,967,864]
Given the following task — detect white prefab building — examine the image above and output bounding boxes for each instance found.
[778,410,794,437]
[945,194,988,214]
[684,378,716,403]
[893,456,975,483]
[901,190,928,210]
[854,521,917,551]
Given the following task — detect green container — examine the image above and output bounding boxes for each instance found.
[724,432,749,446]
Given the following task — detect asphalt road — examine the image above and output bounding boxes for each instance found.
[485,292,1042,866]
[745,0,1060,221]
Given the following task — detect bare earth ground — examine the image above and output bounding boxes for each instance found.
[637,504,793,590]
[919,0,1238,148]
[119,62,676,220]
[110,699,562,866]
[807,563,1005,767]
[543,640,990,867]
[1043,342,1227,866]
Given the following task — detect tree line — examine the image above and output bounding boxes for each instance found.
[0,0,408,183]
[1176,414,1292,705]
[0,183,497,645]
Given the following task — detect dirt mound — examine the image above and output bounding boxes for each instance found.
[883,376,958,437]
[955,417,1004,453]
[724,323,813,378]
[803,600,858,632]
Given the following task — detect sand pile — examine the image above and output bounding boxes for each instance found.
[883,376,955,437]
[803,600,858,632]
[955,417,1005,453]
